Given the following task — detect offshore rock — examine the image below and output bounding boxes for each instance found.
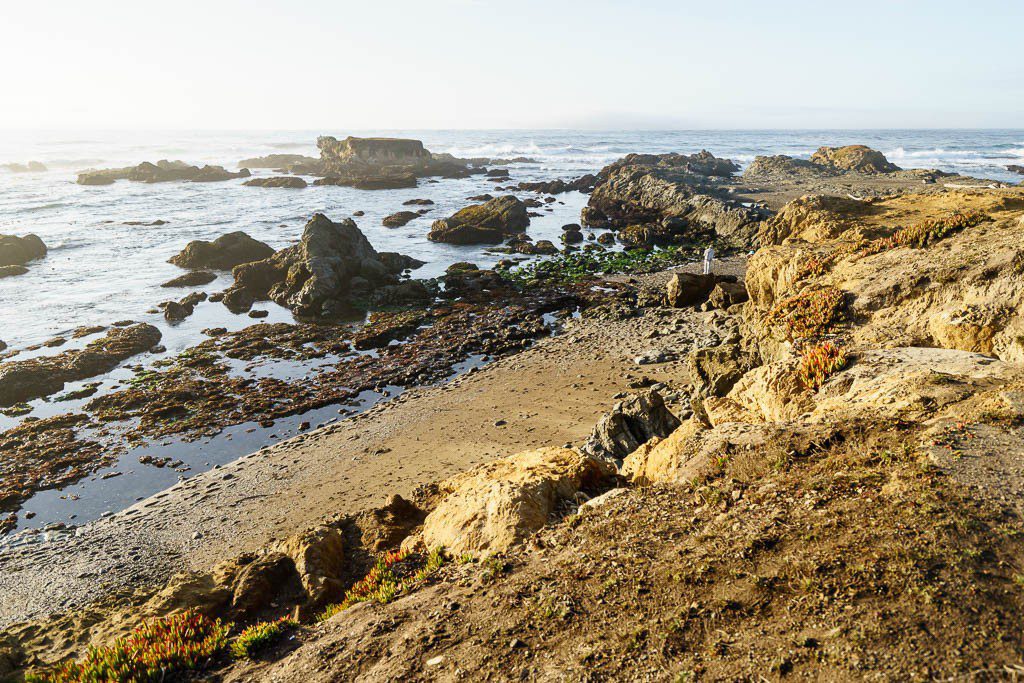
[169,232,275,270]
[428,195,529,244]
[243,176,308,188]
[809,145,901,173]
[0,234,46,267]
[77,160,250,185]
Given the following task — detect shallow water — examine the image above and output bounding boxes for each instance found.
[2,129,1021,350]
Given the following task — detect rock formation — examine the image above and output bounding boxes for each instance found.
[428,195,529,244]
[77,160,250,185]
[169,232,275,271]
[517,174,599,194]
[0,234,46,267]
[0,324,161,406]
[743,154,835,179]
[382,211,420,227]
[223,213,425,316]
[1,161,46,173]
[237,154,319,170]
[582,152,768,247]
[809,145,901,173]
[580,390,681,464]
[243,176,308,189]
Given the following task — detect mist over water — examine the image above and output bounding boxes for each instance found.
[1,129,1021,351]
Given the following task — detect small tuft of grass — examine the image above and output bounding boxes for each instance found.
[229,616,297,659]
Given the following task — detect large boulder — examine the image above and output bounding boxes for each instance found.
[169,232,275,270]
[0,234,46,267]
[809,145,900,174]
[225,213,422,317]
[420,447,616,554]
[77,160,250,185]
[382,211,420,227]
[742,155,835,180]
[0,324,161,406]
[275,525,347,608]
[665,272,727,308]
[428,195,529,244]
[584,154,768,247]
[580,390,682,464]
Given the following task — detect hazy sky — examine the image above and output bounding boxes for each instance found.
[2,0,1021,129]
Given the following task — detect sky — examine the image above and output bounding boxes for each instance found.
[1,0,1021,130]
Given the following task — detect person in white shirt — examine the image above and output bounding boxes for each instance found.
[702,245,715,275]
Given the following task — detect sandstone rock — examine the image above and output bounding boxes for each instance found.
[161,271,217,288]
[809,145,900,174]
[169,231,274,270]
[356,494,427,553]
[621,418,707,485]
[275,525,347,607]
[382,211,420,227]
[704,281,748,310]
[229,553,303,619]
[77,160,250,185]
[581,390,682,463]
[665,273,719,307]
[243,176,308,188]
[687,343,756,398]
[143,570,233,618]
[225,213,420,317]
[0,323,161,406]
[0,234,46,267]
[421,447,616,554]
[428,196,529,245]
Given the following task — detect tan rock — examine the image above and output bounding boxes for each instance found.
[421,447,616,554]
[275,525,347,607]
[621,419,706,485]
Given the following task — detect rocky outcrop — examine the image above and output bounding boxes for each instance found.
[0,324,161,406]
[580,390,681,464]
[1,161,46,173]
[382,211,420,227]
[517,174,598,194]
[243,176,308,188]
[419,447,616,554]
[161,271,217,288]
[238,154,319,170]
[1009,165,1024,175]
[169,232,275,271]
[311,136,484,188]
[77,160,250,185]
[809,145,900,174]
[224,213,425,316]
[0,234,46,267]
[743,155,835,180]
[583,153,768,247]
[665,272,740,308]
[428,195,529,244]
[274,525,347,608]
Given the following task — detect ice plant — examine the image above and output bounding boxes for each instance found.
[767,287,846,341]
[317,547,448,622]
[229,616,298,659]
[799,342,849,390]
[27,610,229,683]
[859,210,987,256]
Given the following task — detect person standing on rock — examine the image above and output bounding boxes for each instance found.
[703,245,715,275]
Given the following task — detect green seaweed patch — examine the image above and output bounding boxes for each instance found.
[500,245,702,286]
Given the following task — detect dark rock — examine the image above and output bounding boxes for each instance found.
[238,153,319,170]
[402,198,434,206]
[466,194,494,202]
[561,229,584,244]
[382,211,420,228]
[224,213,419,317]
[0,324,161,406]
[1008,165,1024,175]
[743,155,836,179]
[687,344,755,398]
[0,234,46,267]
[243,176,308,189]
[597,232,615,245]
[248,309,269,319]
[517,174,598,194]
[703,281,748,310]
[665,272,734,308]
[428,196,529,245]
[0,265,28,278]
[169,232,274,270]
[161,271,217,288]
[163,301,194,321]
[312,173,417,190]
[581,390,681,464]
[77,160,250,185]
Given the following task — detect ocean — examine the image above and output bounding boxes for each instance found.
[1,128,1022,354]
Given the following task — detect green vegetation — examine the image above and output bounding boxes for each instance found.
[27,611,228,683]
[859,210,988,256]
[229,616,298,659]
[498,245,701,286]
[766,287,846,341]
[318,547,448,622]
[798,341,849,390]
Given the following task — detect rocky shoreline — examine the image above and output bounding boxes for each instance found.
[5,141,1024,680]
